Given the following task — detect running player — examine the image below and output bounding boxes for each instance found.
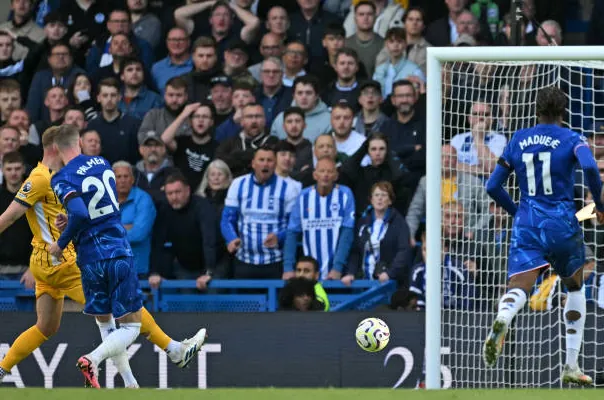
[483,86,604,385]
[0,127,205,387]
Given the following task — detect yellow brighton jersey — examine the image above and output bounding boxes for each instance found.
[14,163,76,265]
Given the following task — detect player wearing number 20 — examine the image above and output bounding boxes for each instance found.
[484,86,604,386]
[49,124,144,387]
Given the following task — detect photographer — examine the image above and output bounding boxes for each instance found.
[342,181,413,286]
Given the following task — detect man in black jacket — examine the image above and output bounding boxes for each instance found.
[149,172,217,292]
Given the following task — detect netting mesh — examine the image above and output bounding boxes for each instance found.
[440,59,604,388]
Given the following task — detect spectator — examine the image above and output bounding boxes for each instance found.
[248,33,284,83]
[149,172,217,290]
[208,74,233,126]
[426,0,468,47]
[215,81,255,143]
[151,27,193,95]
[344,1,384,77]
[292,133,340,188]
[20,11,70,78]
[455,9,479,42]
[0,126,22,183]
[89,32,136,87]
[343,181,412,285]
[26,43,85,123]
[58,0,113,52]
[282,106,312,173]
[451,99,506,236]
[294,256,330,311]
[536,20,562,46]
[174,0,260,61]
[134,129,178,202]
[330,101,365,158]
[405,144,458,245]
[383,79,426,191]
[283,156,355,280]
[80,129,101,156]
[127,0,162,51]
[6,109,30,145]
[0,32,24,85]
[162,102,217,191]
[215,102,278,178]
[409,227,475,310]
[87,78,141,165]
[321,48,362,112]
[281,40,307,88]
[278,277,325,311]
[66,73,97,121]
[0,0,45,60]
[196,159,233,217]
[114,160,156,277]
[221,146,298,279]
[254,57,292,128]
[272,75,331,143]
[354,80,389,136]
[0,79,22,125]
[265,6,290,43]
[85,8,154,75]
[391,6,431,75]
[339,132,409,216]
[63,107,86,131]
[373,28,424,99]
[343,0,404,38]
[323,0,352,19]
[288,0,341,70]
[222,39,255,86]
[118,57,162,120]
[139,76,192,140]
[274,140,303,194]
[181,37,221,103]
[0,151,32,274]
[28,86,68,155]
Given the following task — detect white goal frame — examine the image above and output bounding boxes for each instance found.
[425,46,604,390]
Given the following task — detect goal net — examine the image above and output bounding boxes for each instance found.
[428,51,604,388]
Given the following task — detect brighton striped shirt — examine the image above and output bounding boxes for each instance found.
[222,173,298,265]
[288,185,356,279]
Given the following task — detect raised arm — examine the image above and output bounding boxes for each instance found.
[576,144,604,211]
[161,103,200,152]
[229,3,261,44]
[174,1,217,35]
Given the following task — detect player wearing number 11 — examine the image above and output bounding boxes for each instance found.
[484,86,604,385]
[49,124,144,388]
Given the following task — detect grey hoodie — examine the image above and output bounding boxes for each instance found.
[270,99,332,143]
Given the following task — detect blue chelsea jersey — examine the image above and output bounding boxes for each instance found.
[51,155,132,264]
[500,124,588,226]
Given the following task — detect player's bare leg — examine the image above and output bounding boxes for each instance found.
[560,268,592,386]
[0,294,63,382]
[483,268,542,368]
[77,310,142,389]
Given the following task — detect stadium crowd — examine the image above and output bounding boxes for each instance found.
[0,0,593,312]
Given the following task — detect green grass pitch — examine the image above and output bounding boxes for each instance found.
[0,389,602,400]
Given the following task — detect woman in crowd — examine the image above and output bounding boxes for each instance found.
[342,181,413,287]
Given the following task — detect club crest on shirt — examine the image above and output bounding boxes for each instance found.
[330,202,340,213]
[22,181,32,193]
[268,196,275,209]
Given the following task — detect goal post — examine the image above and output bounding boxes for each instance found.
[425,46,604,390]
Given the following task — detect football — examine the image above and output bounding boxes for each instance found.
[355,317,390,352]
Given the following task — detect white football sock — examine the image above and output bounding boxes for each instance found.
[564,289,586,369]
[96,319,138,388]
[496,288,527,326]
[166,340,184,363]
[88,322,141,367]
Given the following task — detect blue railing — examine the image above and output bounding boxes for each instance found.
[0,279,397,312]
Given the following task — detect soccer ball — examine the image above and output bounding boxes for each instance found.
[355,317,390,352]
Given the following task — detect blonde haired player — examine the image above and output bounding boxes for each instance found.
[0,126,207,387]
